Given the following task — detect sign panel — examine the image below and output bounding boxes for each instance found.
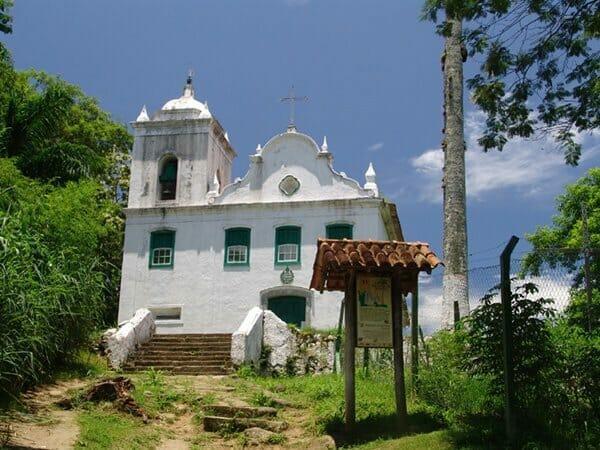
[356,274,393,348]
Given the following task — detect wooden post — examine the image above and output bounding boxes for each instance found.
[344,271,357,432]
[392,272,408,429]
[411,280,419,391]
[501,236,519,445]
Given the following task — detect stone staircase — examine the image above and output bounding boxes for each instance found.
[123,333,233,375]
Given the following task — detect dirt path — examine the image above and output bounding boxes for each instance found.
[6,379,85,449]
[3,375,334,449]
[156,413,194,450]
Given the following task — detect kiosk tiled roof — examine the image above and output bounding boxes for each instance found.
[310,239,442,293]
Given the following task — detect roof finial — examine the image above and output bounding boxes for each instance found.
[256,144,262,153]
[183,69,194,97]
[321,136,329,152]
[136,105,149,122]
[364,162,378,197]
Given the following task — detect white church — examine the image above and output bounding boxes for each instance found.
[117,75,405,333]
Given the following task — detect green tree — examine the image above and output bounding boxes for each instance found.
[523,167,600,329]
[423,0,599,165]
[0,70,132,188]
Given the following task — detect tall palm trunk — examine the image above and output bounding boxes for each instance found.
[441,14,469,328]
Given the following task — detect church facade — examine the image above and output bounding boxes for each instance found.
[118,76,404,334]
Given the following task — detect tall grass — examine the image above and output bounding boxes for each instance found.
[0,159,110,396]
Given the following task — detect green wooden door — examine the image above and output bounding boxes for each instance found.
[268,296,306,327]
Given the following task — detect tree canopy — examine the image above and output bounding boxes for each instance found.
[423,0,599,165]
[0,70,131,192]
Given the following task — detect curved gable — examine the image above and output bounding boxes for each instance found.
[215,131,373,205]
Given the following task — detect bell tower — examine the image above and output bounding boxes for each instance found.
[128,74,236,208]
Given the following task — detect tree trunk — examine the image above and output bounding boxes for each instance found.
[441,14,469,328]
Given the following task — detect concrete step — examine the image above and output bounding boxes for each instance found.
[129,358,230,367]
[123,333,233,376]
[203,416,288,433]
[152,333,231,340]
[131,352,231,360]
[135,350,231,357]
[138,344,231,352]
[123,364,231,373]
[142,338,231,344]
[139,348,231,354]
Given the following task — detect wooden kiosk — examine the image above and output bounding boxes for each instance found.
[310,239,441,431]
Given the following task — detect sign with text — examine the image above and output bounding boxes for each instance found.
[356,274,393,348]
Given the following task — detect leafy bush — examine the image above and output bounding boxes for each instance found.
[418,281,599,447]
[548,320,600,447]
[417,330,501,442]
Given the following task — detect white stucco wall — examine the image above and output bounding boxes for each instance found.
[118,198,388,333]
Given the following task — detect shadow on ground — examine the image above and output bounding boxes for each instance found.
[329,410,444,447]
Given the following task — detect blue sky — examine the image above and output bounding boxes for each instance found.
[5,0,599,270]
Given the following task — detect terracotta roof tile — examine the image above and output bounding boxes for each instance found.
[310,238,442,294]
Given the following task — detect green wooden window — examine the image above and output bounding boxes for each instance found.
[149,230,175,268]
[159,158,178,200]
[275,226,301,264]
[326,223,353,240]
[225,228,251,266]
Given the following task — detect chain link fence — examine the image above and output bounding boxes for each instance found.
[417,248,598,334]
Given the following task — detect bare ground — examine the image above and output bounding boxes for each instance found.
[5,379,86,449]
[2,375,333,450]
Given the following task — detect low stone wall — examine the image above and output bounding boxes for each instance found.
[290,327,336,375]
[102,308,155,369]
[262,310,335,375]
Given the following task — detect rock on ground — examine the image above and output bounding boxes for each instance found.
[243,426,277,445]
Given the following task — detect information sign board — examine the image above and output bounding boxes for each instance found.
[356,274,393,348]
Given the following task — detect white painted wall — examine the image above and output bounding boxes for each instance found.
[118,198,389,333]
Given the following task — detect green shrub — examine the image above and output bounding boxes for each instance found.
[547,320,600,446]
[418,282,600,447]
[417,330,501,442]
[235,364,257,379]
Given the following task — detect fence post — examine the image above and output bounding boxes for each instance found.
[581,204,593,333]
[411,282,419,391]
[501,235,519,445]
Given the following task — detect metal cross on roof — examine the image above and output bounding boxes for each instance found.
[280,86,308,131]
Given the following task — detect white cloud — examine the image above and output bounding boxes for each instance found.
[410,111,600,203]
[416,280,443,334]
[367,142,384,152]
